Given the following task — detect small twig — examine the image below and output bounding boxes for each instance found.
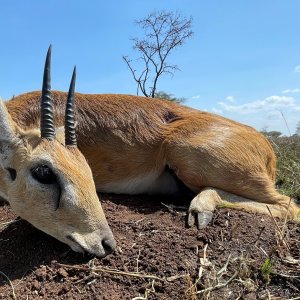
[274,272,300,279]
[165,274,189,282]
[195,271,239,295]
[74,274,94,284]
[73,285,82,294]
[279,110,292,137]
[87,279,97,285]
[160,202,187,212]
[252,226,266,246]
[283,256,300,265]
[131,280,156,300]
[220,229,224,244]
[198,244,208,280]
[266,205,280,233]
[0,271,16,299]
[217,254,231,276]
[254,245,268,257]
[136,249,141,273]
[135,218,145,224]
[56,262,165,282]
[185,244,210,296]
[266,205,290,250]
[281,197,292,238]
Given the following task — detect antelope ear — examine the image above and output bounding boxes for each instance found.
[0,100,20,140]
[0,100,22,166]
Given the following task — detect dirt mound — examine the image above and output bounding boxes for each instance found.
[0,195,299,299]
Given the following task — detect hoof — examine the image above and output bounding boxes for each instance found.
[188,210,213,229]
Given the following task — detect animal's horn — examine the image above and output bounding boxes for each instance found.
[65,66,77,146]
[40,45,55,140]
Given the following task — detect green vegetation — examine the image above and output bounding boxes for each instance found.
[154,91,186,103]
[261,257,274,283]
[267,135,300,200]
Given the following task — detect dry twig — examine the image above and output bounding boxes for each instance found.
[266,205,290,250]
[195,270,239,295]
[131,280,156,300]
[55,262,187,283]
[0,270,16,299]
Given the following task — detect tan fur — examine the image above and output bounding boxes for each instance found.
[0,101,115,257]
[2,90,299,246]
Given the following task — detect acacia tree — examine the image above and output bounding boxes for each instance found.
[123,11,193,98]
[154,91,186,103]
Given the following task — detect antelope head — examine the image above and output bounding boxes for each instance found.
[0,46,116,257]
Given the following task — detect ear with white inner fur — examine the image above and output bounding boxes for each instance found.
[0,100,22,168]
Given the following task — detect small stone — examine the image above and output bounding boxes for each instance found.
[58,268,68,278]
[35,267,47,279]
[32,280,39,290]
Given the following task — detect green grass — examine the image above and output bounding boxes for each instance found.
[261,257,274,283]
[268,136,300,201]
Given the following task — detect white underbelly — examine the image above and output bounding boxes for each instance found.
[97,170,179,195]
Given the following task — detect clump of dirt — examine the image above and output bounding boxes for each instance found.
[0,195,299,299]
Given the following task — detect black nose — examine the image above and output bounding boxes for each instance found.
[101,238,116,254]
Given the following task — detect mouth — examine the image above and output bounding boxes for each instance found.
[66,235,91,255]
[66,234,115,258]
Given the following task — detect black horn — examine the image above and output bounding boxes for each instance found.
[65,67,77,146]
[40,45,55,140]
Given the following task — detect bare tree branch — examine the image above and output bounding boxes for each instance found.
[123,10,193,97]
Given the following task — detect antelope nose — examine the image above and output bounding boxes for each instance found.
[102,237,116,255]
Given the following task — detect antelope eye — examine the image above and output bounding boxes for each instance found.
[31,165,57,184]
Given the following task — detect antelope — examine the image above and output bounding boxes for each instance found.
[1,47,299,258]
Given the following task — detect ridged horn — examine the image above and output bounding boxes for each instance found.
[40,45,55,140]
[65,67,77,146]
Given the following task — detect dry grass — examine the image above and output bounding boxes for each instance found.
[269,135,300,201]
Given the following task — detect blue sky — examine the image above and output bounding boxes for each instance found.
[0,0,299,135]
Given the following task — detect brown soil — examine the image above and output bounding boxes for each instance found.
[0,195,299,299]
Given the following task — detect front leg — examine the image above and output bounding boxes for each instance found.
[188,187,222,229]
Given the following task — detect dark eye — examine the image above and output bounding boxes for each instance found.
[6,168,17,181]
[31,165,57,184]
